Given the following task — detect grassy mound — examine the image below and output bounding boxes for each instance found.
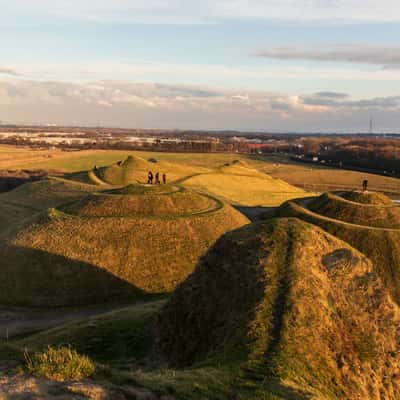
[341,190,394,205]
[276,199,400,303]
[308,192,400,228]
[0,192,248,306]
[157,218,400,399]
[182,162,307,207]
[97,155,152,186]
[0,178,100,238]
[63,187,218,218]
[95,155,205,186]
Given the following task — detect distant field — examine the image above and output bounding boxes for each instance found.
[0,145,248,172]
[259,154,400,196]
[2,145,400,199]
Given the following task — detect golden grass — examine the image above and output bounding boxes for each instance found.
[158,217,400,399]
[24,346,95,382]
[182,162,307,207]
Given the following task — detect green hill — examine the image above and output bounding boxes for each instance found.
[158,218,400,399]
[94,155,205,186]
[276,192,400,303]
[182,160,308,207]
[308,191,400,228]
[0,184,248,306]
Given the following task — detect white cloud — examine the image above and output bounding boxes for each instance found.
[0,67,22,77]
[254,44,400,69]
[0,80,399,132]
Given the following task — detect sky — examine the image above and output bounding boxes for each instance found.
[1,1,400,132]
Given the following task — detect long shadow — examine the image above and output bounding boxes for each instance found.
[0,243,161,309]
[234,205,277,222]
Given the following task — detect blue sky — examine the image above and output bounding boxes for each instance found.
[1,1,400,132]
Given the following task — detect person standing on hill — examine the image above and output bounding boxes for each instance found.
[162,173,167,184]
[362,179,368,192]
[148,171,153,184]
[155,172,160,185]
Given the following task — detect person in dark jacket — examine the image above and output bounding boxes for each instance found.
[162,173,167,184]
[155,172,160,185]
[148,171,153,184]
[362,179,368,192]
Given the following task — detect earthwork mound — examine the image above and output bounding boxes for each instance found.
[0,184,248,306]
[276,191,400,303]
[157,218,400,399]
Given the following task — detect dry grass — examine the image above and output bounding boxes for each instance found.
[309,191,400,228]
[24,346,96,382]
[158,217,400,399]
[182,161,307,207]
[261,157,400,195]
[0,188,248,306]
[276,195,400,303]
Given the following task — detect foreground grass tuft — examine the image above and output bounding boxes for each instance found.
[24,345,96,382]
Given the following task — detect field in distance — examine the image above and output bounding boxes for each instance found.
[2,145,400,198]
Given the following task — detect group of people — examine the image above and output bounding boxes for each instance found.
[148,171,166,185]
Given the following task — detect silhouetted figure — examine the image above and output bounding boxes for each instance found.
[94,165,98,171]
[362,179,368,192]
[155,172,160,185]
[148,171,153,184]
[162,173,167,185]
[117,160,122,166]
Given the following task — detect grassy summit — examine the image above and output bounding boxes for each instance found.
[158,218,400,399]
[182,160,307,206]
[308,191,400,228]
[95,155,203,186]
[0,183,248,307]
[276,191,400,303]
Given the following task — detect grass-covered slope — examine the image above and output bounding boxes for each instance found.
[341,190,394,205]
[0,187,248,307]
[182,160,307,207]
[64,186,218,218]
[276,197,400,303]
[308,191,400,228]
[95,155,204,186]
[157,218,400,399]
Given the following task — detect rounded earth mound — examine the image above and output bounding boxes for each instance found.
[308,192,400,228]
[157,218,400,399]
[0,190,248,307]
[63,185,219,217]
[341,190,394,205]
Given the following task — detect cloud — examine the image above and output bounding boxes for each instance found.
[253,44,400,69]
[0,67,21,77]
[300,92,400,109]
[314,92,349,99]
[2,1,400,24]
[0,80,399,132]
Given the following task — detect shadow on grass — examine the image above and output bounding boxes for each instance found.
[0,244,163,308]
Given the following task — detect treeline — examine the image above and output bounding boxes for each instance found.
[300,137,400,174]
[0,137,251,153]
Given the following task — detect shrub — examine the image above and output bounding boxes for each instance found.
[24,345,95,381]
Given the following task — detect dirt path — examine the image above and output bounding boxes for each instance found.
[0,303,136,339]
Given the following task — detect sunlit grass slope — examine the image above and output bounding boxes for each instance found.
[182,160,308,207]
[95,155,208,185]
[158,218,400,399]
[0,185,248,306]
[276,192,400,303]
[308,191,400,228]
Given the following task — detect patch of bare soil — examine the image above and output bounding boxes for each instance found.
[0,374,174,400]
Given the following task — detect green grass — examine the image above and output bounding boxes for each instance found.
[276,196,400,303]
[24,345,96,382]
